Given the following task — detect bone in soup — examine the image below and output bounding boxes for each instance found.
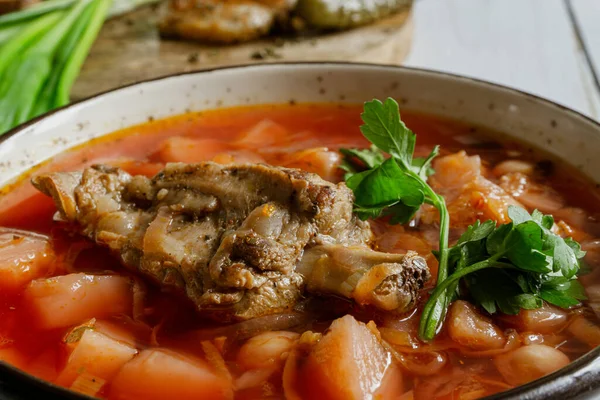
[0,102,599,400]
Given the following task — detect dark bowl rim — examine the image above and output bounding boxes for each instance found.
[0,61,598,400]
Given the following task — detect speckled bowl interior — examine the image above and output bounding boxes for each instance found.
[0,63,599,400]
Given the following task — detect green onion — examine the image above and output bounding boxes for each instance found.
[0,1,90,132]
[0,0,75,28]
[0,23,23,45]
[0,11,62,79]
[107,0,160,18]
[0,0,154,135]
[54,0,112,108]
[30,0,100,117]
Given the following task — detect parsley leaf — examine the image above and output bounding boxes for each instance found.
[340,98,452,341]
[411,146,439,180]
[339,145,385,178]
[339,145,435,181]
[467,269,543,315]
[421,205,586,338]
[345,158,425,223]
[457,220,496,245]
[339,99,586,342]
[342,98,443,225]
[539,277,587,308]
[359,98,416,168]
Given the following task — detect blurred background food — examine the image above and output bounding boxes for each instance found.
[2,0,598,137]
[0,0,414,134]
[77,0,414,100]
[158,0,412,43]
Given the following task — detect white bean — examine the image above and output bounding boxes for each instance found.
[493,160,534,177]
[504,303,568,334]
[494,344,569,385]
[237,331,299,370]
[447,301,505,350]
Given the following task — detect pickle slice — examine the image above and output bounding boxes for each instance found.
[296,0,412,29]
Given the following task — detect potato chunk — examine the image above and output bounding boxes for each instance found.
[494,344,569,385]
[110,349,233,400]
[25,273,133,329]
[237,331,299,370]
[0,228,53,290]
[302,315,395,400]
[158,137,234,163]
[57,329,137,389]
[448,300,506,350]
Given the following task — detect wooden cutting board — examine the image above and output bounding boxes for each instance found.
[71,4,414,100]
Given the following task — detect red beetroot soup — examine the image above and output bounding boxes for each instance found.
[0,103,599,400]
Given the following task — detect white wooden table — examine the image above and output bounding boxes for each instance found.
[405,0,600,120]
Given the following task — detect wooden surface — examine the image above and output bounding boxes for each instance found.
[71,5,414,100]
[72,0,600,121]
[405,0,600,120]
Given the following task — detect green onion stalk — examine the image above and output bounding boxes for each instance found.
[0,0,113,134]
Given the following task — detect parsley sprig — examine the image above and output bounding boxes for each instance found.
[341,98,452,340]
[422,206,586,327]
[341,98,586,341]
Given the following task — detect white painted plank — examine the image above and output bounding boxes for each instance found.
[570,0,600,83]
[404,0,600,120]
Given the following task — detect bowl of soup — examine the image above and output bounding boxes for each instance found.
[0,63,598,400]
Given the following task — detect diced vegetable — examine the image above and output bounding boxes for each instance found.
[429,151,481,189]
[63,318,151,353]
[0,228,54,290]
[235,119,289,148]
[56,329,137,389]
[109,349,233,400]
[69,372,106,397]
[567,315,600,347]
[62,319,98,352]
[25,273,133,329]
[234,367,278,391]
[283,148,342,182]
[494,344,569,385]
[113,160,164,177]
[301,315,393,400]
[212,150,265,165]
[493,160,534,177]
[373,364,404,398]
[447,301,505,351]
[237,331,299,370]
[157,137,235,163]
[501,303,568,334]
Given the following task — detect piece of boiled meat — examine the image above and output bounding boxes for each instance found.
[158,0,295,44]
[33,162,429,321]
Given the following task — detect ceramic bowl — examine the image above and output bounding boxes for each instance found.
[0,63,598,400]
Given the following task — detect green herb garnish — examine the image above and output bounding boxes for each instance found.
[342,98,586,341]
[341,98,452,340]
[422,206,586,326]
[0,0,159,135]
